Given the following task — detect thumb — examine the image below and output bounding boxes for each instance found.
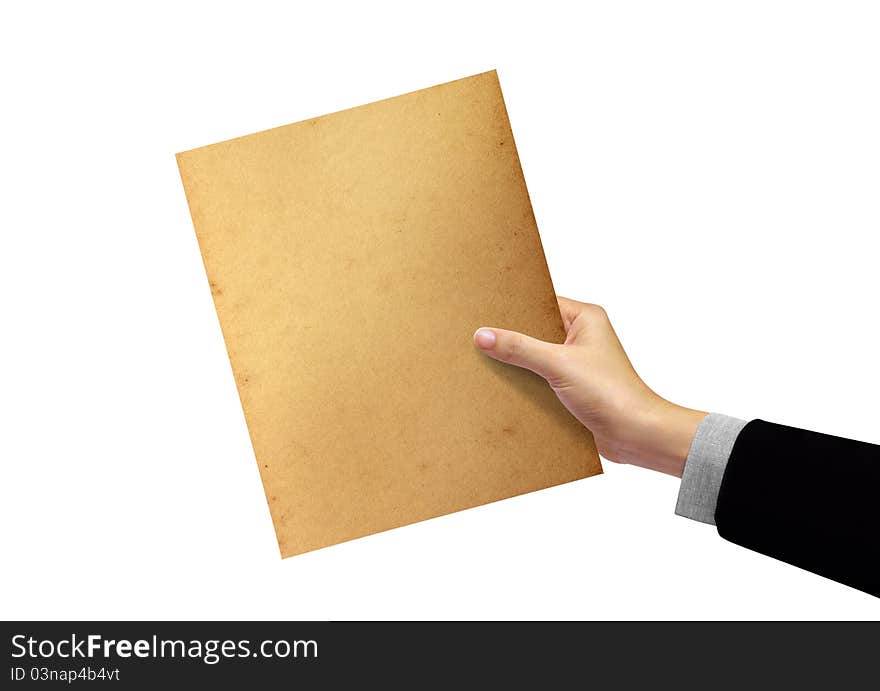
[473,327,564,380]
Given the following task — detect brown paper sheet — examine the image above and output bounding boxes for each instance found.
[177,70,601,557]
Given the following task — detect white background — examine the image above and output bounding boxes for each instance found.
[2,1,879,620]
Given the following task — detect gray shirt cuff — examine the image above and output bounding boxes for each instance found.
[675,413,748,525]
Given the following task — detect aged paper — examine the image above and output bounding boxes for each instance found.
[177,71,601,557]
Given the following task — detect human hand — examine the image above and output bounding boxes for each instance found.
[473,297,706,476]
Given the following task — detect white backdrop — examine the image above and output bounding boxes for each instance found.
[2,1,879,619]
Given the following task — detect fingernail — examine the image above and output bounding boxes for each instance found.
[474,328,496,350]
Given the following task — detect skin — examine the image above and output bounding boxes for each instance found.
[473,297,706,477]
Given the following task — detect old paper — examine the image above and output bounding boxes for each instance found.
[177,70,601,557]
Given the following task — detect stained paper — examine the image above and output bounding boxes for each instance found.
[177,71,601,557]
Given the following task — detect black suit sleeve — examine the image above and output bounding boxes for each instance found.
[715,419,880,597]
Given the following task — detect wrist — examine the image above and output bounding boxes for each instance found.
[632,399,707,477]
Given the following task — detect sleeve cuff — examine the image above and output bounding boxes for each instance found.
[675,413,748,525]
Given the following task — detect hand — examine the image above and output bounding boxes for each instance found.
[473,297,706,476]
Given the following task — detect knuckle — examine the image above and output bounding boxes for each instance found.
[584,303,609,322]
[505,334,522,361]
